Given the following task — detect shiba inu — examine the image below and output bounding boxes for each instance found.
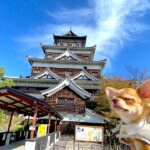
[105,79,150,150]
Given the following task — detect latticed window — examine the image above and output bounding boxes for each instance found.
[92,72,98,78]
[57,98,74,105]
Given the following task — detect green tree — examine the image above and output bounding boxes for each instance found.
[0,67,14,122]
[0,67,14,87]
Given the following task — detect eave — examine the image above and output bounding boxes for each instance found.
[8,77,99,90]
[41,45,96,54]
[27,57,107,67]
[31,68,62,80]
[53,34,87,39]
[41,77,91,99]
[0,86,62,119]
[54,49,84,61]
[72,70,98,81]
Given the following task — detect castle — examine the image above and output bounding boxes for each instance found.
[9,30,107,120]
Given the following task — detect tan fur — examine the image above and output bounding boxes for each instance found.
[105,79,150,150]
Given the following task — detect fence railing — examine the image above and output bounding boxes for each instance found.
[0,130,30,146]
[25,131,61,150]
[52,136,130,150]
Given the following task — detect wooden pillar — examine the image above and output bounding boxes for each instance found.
[55,118,57,132]
[54,117,57,144]
[27,116,30,125]
[30,106,38,139]
[5,111,14,145]
[25,116,30,139]
[47,113,51,134]
[7,111,14,132]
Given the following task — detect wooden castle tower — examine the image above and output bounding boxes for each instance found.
[10,30,107,115]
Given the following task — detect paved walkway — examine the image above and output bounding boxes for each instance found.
[53,136,103,150]
[0,140,25,150]
[53,141,103,150]
[0,136,103,150]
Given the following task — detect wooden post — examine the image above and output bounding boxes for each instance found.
[54,118,57,144]
[30,106,38,139]
[27,116,30,126]
[7,111,14,132]
[55,118,57,132]
[25,116,30,139]
[47,113,51,134]
[5,111,14,145]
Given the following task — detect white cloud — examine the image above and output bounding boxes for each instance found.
[16,0,150,73]
[43,7,93,21]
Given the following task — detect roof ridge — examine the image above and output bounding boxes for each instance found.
[41,77,91,99]
[31,68,61,80]
[54,49,83,61]
[72,69,98,81]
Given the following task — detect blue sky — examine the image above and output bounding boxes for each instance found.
[0,0,150,79]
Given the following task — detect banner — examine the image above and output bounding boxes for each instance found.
[37,124,47,137]
[75,125,104,143]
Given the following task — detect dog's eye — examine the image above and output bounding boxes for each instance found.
[124,98,134,103]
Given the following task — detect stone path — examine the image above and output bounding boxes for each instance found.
[0,136,103,150]
[53,137,103,150]
[0,140,25,150]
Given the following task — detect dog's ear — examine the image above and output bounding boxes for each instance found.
[105,87,119,100]
[137,79,150,99]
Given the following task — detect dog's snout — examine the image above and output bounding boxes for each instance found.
[112,99,118,104]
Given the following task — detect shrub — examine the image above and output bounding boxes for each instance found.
[14,125,24,132]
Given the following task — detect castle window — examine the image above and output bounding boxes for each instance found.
[68,44,72,46]
[57,98,74,105]
[66,71,73,76]
[92,72,98,78]
[83,56,89,60]
[84,66,87,70]
[47,55,53,59]
[33,70,40,74]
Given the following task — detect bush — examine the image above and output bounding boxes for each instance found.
[14,125,24,132]
[0,109,5,122]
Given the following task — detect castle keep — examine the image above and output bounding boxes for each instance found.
[10,30,107,115]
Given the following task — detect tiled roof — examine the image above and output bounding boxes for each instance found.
[7,77,99,90]
[41,45,96,52]
[0,86,62,119]
[41,108,110,123]
[53,30,86,39]
[41,77,91,99]
[27,57,107,66]
[31,68,61,80]
[72,70,98,81]
[54,49,83,61]
[63,30,78,37]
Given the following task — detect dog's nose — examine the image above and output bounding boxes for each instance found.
[112,99,118,104]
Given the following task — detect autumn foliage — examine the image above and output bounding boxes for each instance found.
[94,78,136,123]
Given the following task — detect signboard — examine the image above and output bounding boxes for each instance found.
[75,125,104,143]
[37,124,47,137]
[29,125,36,131]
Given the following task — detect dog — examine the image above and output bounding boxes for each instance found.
[105,79,150,150]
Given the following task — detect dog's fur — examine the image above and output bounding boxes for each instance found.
[105,79,150,150]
